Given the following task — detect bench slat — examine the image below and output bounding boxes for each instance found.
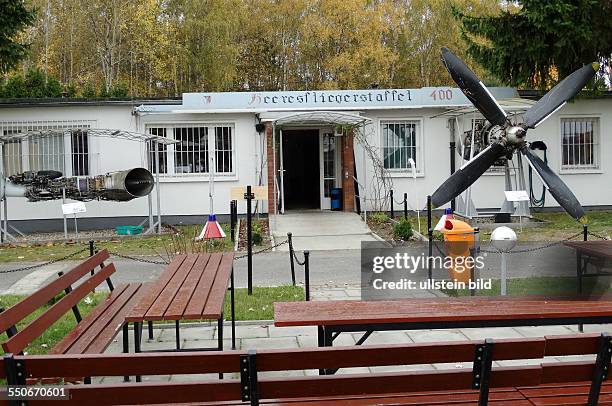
[2,263,116,354]
[201,253,234,319]
[182,253,223,319]
[0,250,109,333]
[126,254,186,322]
[49,283,131,354]
[164,254,211,319]
[145,254,198,321]
[63,283,144,354]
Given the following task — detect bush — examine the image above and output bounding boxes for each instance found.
[393,218,413,241]
[370,212,389,224]
[81,83,97,98]
[0,68,62,98]
[251,221,264,246]
[110,81,129,98]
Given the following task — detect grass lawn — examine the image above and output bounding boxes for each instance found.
[0,224,233,263]
[0,285,304,356]
[443,276,611,297]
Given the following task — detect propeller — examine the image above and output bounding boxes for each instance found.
[431,48,598,222]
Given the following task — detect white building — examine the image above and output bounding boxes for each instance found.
[0,87,609,233]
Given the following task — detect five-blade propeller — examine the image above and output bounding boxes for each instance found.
[431,48,598,222]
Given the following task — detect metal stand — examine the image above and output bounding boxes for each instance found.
[246,185,254,295]
[427,195,433,280]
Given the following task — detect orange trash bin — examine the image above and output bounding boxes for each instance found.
[441,218,476,284]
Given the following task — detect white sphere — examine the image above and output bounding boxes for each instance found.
[490,226,517,252]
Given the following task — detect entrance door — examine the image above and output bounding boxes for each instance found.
[320,130,339,210]
[281,130,320,210]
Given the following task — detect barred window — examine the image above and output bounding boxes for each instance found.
[145,123,234,176]
[1,121,93,177]
[561,117,599,170]
[382,120,418,170]
[147,127,168,174]
[174,127,208,174]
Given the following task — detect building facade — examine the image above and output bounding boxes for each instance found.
[0,87,609,232]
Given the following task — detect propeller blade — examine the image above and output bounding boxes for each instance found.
[431,143,506,208]
[521,146,585,222]
[523,62,600,129]
[441,47,508,127]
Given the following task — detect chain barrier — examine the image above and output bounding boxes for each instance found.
[107,251,170,265]
[291,248,307,266]
[234,239,289,260]
[587,231,610,241]
[0,247,90,274]
[392,195,407,205]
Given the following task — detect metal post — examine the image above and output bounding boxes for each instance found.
[304,251,310,301]
[62,187,68,240]
[246,185,253,295]
[403,192,408,220]
[89,240,95,256]
[288,232,296,286]
[449,118,457,212]
[427,195,433,280]
[584,224,588,241]
[155,140,162,234]
[73,213,78,239]
[501,252,508,296]
[230,269,236,350]
[230,200,237,242]
[390,189,394,218]
[3,197,8,242]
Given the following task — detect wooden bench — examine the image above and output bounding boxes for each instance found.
[1,332,611,405]
[0,249,146,381]
[274,296,612,372]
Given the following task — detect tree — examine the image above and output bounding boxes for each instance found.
[0,0,36,73]
[455,0,612,89]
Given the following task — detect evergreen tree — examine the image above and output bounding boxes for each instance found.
[454,0,612,89]
[0,0,36,73]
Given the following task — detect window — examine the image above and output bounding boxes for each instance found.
[561,117,600,170]
[1,121,92,177]
[382,120,419,171]
[145,124,235,176]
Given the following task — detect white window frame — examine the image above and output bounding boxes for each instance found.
[145,122,237,180]
[559,115,602,174]
[379,118,424,177]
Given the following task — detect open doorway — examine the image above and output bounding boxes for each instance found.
[281,129,320,210]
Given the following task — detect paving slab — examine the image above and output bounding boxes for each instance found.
[407,329,470,343]
[513,325,575,337]
[242,336,299,350]
[215,324,268,339]
[355,331,413,345]
[268,325,317,338]
[461,327,524,340]
[183,339,236,351]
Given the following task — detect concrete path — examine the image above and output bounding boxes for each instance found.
[270,210,378,251]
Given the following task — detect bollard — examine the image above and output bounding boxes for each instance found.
[583,224,588,241]
[89,240,95,256]
[246,186,254,295]
[230,200,236,243]
[390,189,394,218]
[288,232,296,286]
[403,192,408,220]
[304,251,310,301]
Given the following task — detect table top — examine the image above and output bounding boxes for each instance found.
[563,240,612,258]
[274,296,612,327]
[126,252,234,322]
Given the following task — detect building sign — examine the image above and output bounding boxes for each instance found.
[136,87,518,113]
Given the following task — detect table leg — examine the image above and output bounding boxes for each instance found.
[175,320,181,350]
[122,324,130,382]
[323,328,334,375]
[148,321,154,340]
[230,269,236,350]
[317,326,325,375]
[218,313,224,379]
[134,322,142,382]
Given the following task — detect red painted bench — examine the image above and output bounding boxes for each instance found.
[0,249,146,382]
[1,332,610,405]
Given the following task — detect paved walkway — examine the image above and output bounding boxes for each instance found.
[270,210,378,251]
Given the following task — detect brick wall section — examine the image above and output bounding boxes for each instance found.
[341,131,356,212]
[265,122,276,214]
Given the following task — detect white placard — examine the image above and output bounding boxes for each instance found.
[504,190,530,202]
[62,202,87,215]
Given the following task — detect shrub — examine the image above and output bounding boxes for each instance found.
[81,83,97,98]
[393,218,413,241]
[251,221,264,246]
[370,212,389,224]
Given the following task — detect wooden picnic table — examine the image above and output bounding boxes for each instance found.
[126,252,235,354]
[275,296,612,374]
[564,240,612,294]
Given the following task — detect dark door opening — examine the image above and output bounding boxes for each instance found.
[282,130,320,210]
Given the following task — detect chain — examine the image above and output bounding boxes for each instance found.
[292,248,307,266]
[587,231,610,240]
[0,247,90,274]
[234,239,289,260]
[392,195,407,205]
[107,251,170,265]
[479,232,583,254]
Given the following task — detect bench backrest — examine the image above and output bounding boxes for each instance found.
[0,249,114,354]
[1,332,609,405]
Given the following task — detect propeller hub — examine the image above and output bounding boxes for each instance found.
[505,126,526,145]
